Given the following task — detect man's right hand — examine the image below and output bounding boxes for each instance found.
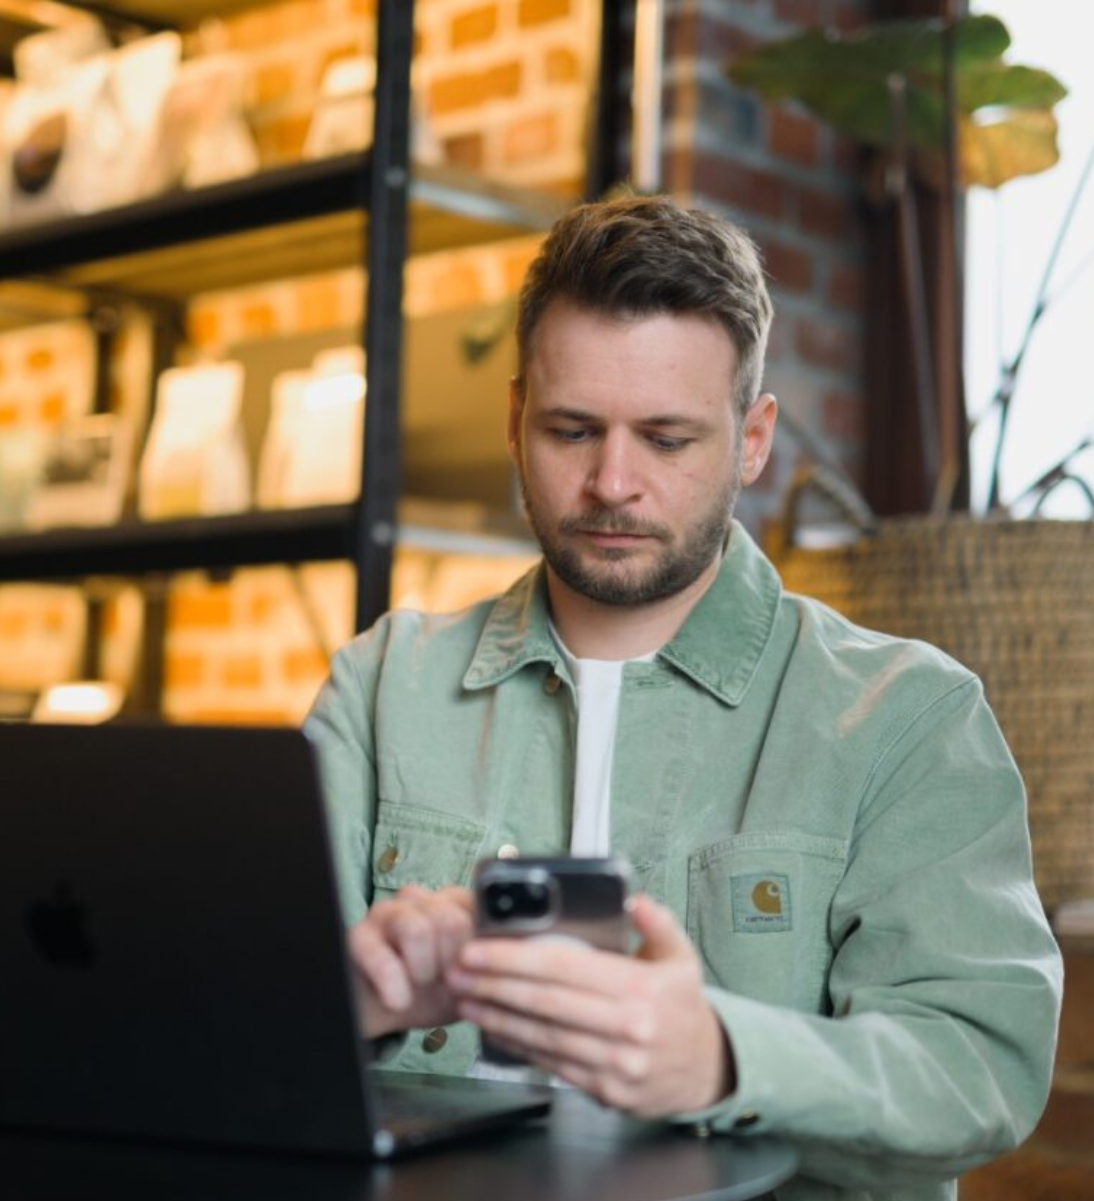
[346,885,474,1039]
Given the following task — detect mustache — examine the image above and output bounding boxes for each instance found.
[559,511,670,540]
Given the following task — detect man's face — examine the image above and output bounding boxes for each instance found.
[509,301,774,609]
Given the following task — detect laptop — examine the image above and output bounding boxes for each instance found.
[0,722,552,1159]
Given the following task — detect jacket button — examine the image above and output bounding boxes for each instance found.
[543,672,562,695]
[422,1027,448,1053]
[377,845,399,873]
[734,1112,760,1129]
[497,843,520,859]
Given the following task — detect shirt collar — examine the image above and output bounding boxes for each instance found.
[463,521,782,706]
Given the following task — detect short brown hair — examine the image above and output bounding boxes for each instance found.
[515,194,773,416]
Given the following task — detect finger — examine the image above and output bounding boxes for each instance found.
[449,968,635,1041]
[385,906,442,985]
[630,895,692,961]
[459,937,641,997]
[458,997,647,1080]
[347,922,414,1011]
[434,885,474,915]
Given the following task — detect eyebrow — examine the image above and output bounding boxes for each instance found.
[539,407,710,430]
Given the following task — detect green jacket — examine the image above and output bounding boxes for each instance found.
[305,523,1062,1200]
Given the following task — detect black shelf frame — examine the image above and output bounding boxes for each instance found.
[0,0,623,701]
[0,506,357,582]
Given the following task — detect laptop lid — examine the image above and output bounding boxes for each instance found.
[0,722,548,1158]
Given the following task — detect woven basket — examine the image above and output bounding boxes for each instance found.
[774,515,1094,913]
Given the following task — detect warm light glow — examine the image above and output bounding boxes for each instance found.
[304,373,366,411]
[32,681,124,724]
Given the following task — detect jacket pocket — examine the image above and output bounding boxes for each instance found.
[686,830,848,1014]
[370,801,486,900]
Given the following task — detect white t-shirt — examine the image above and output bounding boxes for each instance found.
[551,625,657,855]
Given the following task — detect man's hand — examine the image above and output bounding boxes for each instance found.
[447,894,734,1117]
[346,885,473,1039]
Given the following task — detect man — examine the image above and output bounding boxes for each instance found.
[305,195,1061,1198]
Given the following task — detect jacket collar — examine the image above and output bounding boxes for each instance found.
[463,522,782,707]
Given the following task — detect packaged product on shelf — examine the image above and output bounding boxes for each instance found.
[255,369,311,509]
[145,54,259,192]
[0,428,44,532]
[3,30,181,226]
[26,413,132,531]
[138,362,250,520]
[303,56,375,160]
[257,349,365,508]
[303,55,441,164]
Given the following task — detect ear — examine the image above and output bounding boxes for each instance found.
[507,375,524,465]
[740,393,778,487]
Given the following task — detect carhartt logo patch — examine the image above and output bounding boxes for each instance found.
[731,874,791,933]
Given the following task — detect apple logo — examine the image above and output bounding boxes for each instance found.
[26,882,96,969]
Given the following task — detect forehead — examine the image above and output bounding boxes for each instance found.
[525,301,738,413]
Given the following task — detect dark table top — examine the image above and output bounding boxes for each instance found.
[3,1090,798,1201]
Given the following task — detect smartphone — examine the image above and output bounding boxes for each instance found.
[471,856,632,1066]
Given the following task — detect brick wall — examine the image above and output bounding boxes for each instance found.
[659,0,870,537]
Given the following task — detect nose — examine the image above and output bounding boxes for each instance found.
[584,430,643,508]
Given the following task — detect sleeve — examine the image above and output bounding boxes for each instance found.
[677,676,1063,1192]
[303,627,387,926]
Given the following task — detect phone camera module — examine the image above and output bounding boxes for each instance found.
[485,880,552,920]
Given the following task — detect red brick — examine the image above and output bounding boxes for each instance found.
[544,45,580,84]
[39,394,66,425]
[452,4,498,48]
[694,154,787,221]
[223,655,263,689]
[169,590,234,630]
[769,107,820,168]
[444,132,485,170]
[762,238,813,294]
[503,112,558,164]
[774,0,819,24]
[518,0,570,27]
[429,70,482,116]
[828,260,864,310]
[823,387,863,440]
[283,648,328,683]
[796,317,860,374]
[165,651,205,689]
[483,60,522,102]
[798,184,851,238]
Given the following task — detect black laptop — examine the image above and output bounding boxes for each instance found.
[0,722,551,1159]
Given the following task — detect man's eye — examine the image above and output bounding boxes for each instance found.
[648,435,690,452]
[551,428,591,443]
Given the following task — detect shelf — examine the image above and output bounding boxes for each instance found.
[55,2,272,28]
[0,502,538,583]
[0,156,567,306]
[0,505,359,582]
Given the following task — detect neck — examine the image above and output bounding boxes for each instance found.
[547,556,721,660]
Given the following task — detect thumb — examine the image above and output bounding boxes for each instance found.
[631,894,692,961]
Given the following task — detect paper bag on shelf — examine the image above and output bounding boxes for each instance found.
[3,32,182,227]
[26,413,132,530]
[138,362,250,520]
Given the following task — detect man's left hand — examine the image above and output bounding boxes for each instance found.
[446,894,734,1117]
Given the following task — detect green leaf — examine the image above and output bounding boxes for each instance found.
[727,12,1066,185]
[958,63,1069,112]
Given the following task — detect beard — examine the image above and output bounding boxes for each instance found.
[519,446,743,607]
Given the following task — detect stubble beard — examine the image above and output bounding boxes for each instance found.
[519,446,744,608]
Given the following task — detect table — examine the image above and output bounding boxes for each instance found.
[3,1091,798,1201]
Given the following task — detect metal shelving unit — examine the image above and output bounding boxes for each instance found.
[0,0,624,714]
[0,3,563,620]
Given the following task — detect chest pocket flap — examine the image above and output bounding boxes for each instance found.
[371,802,486,899]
